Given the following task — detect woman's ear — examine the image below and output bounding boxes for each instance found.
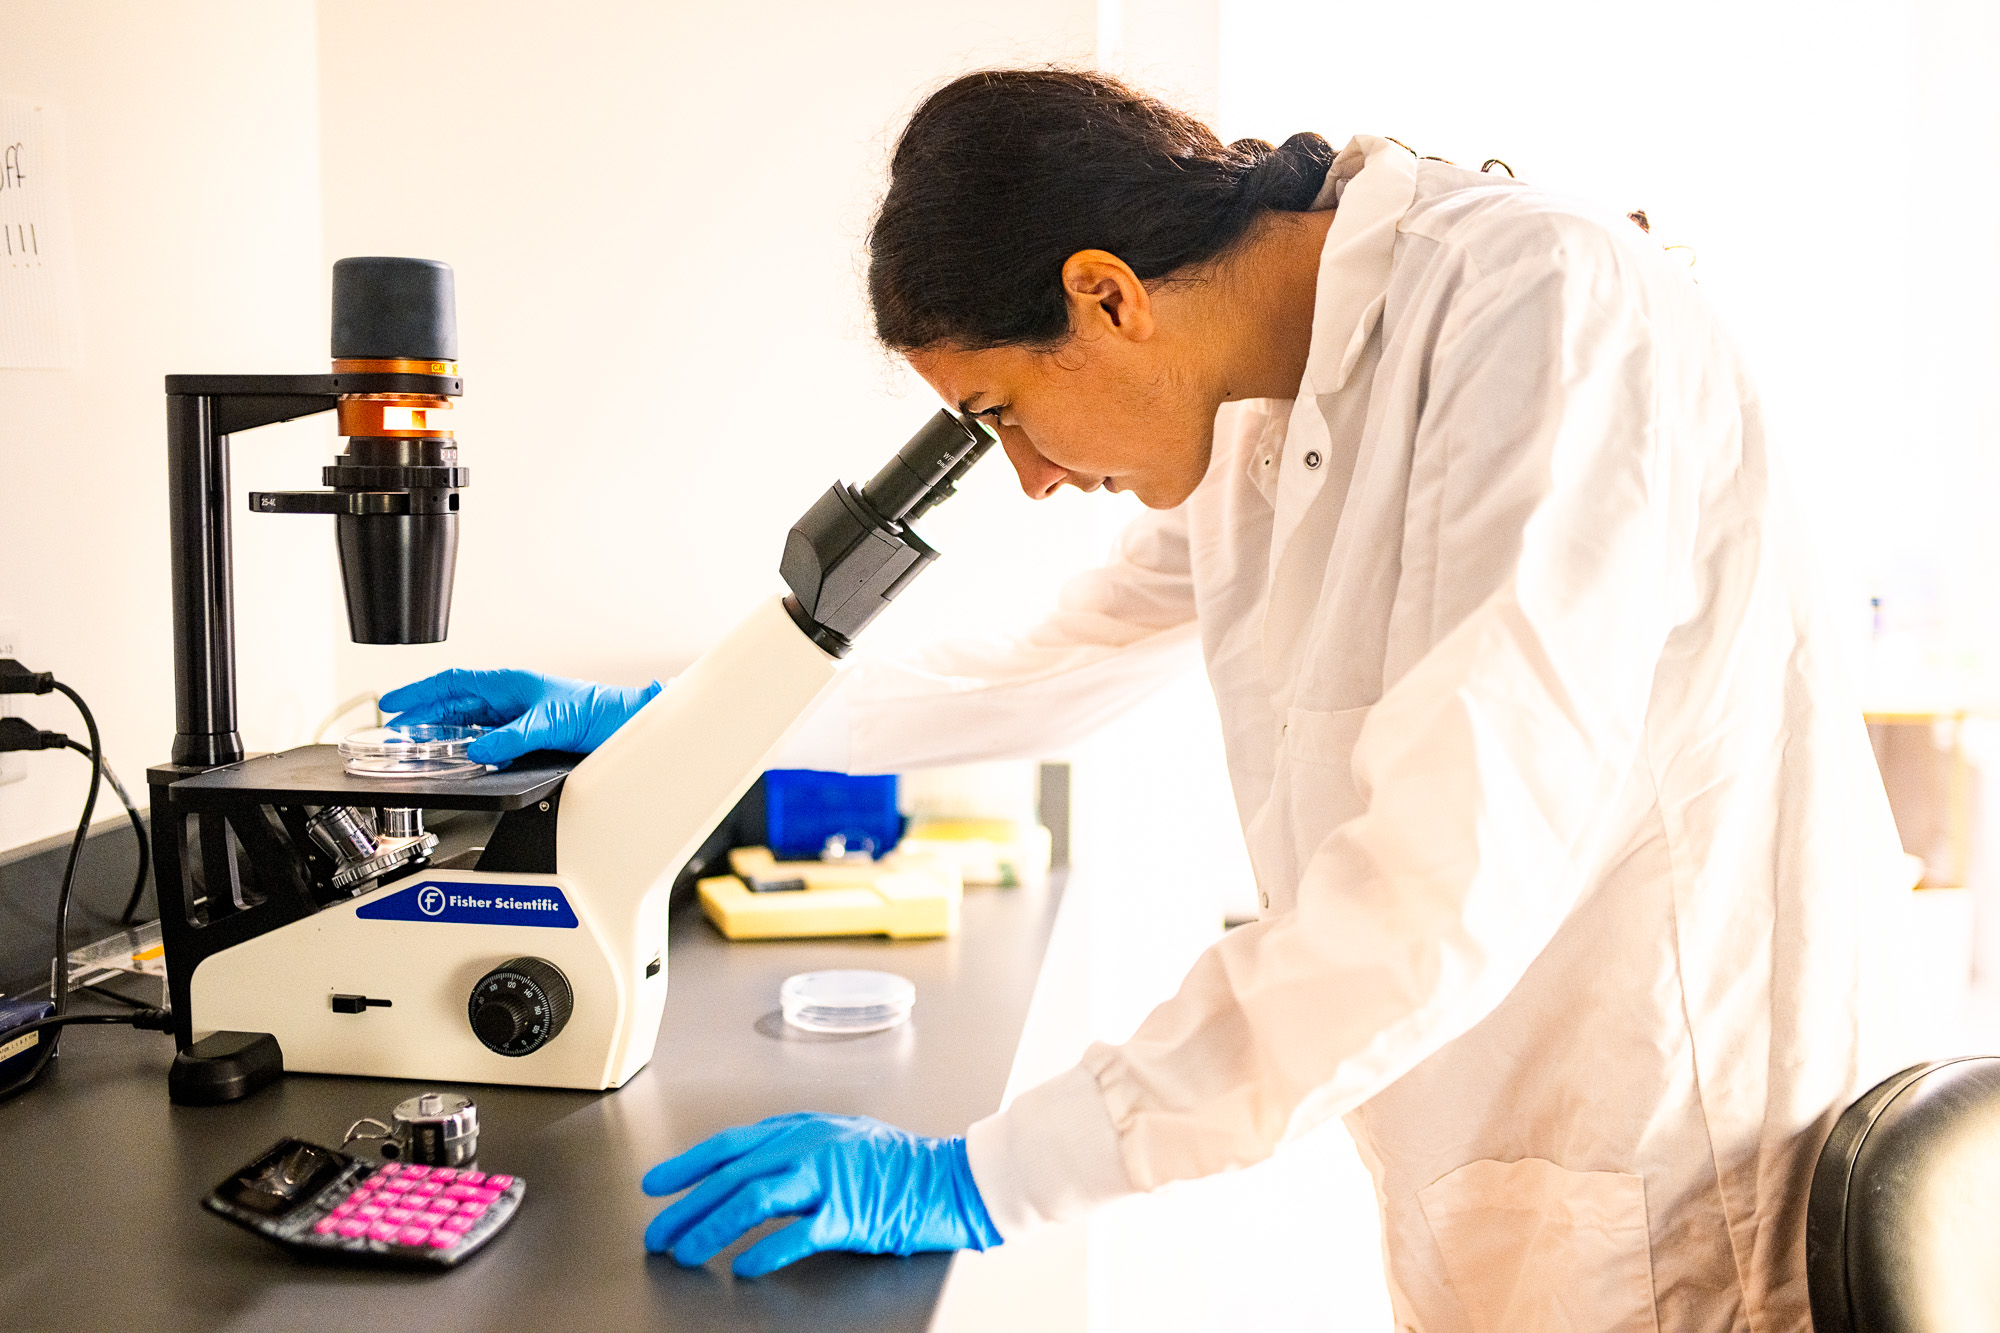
[1061,250,1155,342]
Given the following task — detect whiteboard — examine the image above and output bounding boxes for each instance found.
[0,96,81,369]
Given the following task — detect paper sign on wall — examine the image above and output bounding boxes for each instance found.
[0,97,81,368]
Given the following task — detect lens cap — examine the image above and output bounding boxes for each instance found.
[332,257,458,361]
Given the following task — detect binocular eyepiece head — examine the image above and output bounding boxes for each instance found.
[327,257,466,645]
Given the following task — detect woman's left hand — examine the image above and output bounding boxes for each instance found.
[642,1112,1003,1276]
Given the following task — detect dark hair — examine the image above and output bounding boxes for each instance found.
[868,68,1333,352]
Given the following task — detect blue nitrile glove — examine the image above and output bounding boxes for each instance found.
[378,669,662,767]
[642,1112,1003,1276]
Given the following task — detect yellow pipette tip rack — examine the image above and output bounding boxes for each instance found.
[698,846,962,940]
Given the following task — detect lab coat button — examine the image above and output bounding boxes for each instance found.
[1304,450,1323,469]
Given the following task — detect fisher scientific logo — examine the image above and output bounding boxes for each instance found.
[357,880,579,929]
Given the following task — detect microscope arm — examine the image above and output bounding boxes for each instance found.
[552,412,994,1080]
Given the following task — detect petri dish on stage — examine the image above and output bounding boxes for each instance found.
[780,970,916,1035]
[338,723,490,779]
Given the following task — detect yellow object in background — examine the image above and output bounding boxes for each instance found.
[698,846,961,940]
[898,819,1052,888]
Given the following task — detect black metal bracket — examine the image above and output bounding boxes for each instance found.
[162,371,464,770]
[147,767,324,1050]
[250,490,461,516]
[165,371,463,401]
[476,779,564,874]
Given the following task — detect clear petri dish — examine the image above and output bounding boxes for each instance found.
[339,723,490,779]
[780,969,916,1034]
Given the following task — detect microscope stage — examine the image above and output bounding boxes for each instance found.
[165,744,575,811]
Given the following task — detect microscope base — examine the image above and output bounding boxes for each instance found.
[185,869,664,1090]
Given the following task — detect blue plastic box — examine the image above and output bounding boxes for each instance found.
[762,770,902,862]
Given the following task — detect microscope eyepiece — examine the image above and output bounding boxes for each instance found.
[899,414,996,524]
[859,411,987,523]
[780,410,999,656]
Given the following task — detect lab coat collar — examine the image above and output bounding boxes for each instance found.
[1254,138,1417,693]
[1302,136,1420,395]
[1238,136,1417,514]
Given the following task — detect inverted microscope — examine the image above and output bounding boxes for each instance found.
[147,258,993,1102]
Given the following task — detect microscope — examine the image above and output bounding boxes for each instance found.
[147,258,993,1103]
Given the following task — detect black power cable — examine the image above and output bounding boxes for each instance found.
[0,696,152,923]
[0,1009,174,1104]
[0,667,109,1103]
[3,1009,173,1046]
[59,742,151,922]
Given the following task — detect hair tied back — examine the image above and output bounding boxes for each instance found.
[1233,132,1337,214]
[870,69,1337,352]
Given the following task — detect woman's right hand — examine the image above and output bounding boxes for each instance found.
[379,669,662,766]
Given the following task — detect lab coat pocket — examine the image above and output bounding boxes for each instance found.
[1417,1157,1659,1333]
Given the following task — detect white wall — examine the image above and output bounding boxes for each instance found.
[1221,0,2000,705]
[315,0,1101,704]
[0,0,335,852]
[1101,0,1220,118]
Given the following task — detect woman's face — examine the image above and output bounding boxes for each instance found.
[904,258,1220,509]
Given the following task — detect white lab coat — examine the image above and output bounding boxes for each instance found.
[787,137,1909,1330]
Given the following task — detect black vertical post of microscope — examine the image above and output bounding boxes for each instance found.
[161,380,343,768]
[151,378,341,1069]
[166,392,244,769]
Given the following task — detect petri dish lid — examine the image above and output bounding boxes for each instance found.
[339,724,489,779]
[780,970,916,1034]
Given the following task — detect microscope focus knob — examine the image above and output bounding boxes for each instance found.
[467,957,574,1056]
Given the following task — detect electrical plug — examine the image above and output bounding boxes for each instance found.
[0,659,55,695]
[0,717,70,751]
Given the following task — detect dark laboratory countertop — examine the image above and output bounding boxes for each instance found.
[0,873,1065,1332]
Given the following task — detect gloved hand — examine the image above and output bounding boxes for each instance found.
[642,1112,1003,1276]
[379,668,662,767]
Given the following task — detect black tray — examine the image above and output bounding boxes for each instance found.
[164,744,576,811]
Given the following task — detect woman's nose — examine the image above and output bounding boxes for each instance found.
[1000,429,1069,500]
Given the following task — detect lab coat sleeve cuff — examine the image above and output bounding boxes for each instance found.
[964,1064,1136,1238]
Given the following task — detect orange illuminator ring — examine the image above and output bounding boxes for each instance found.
[332,358,460,376]
[337,394,456,438]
